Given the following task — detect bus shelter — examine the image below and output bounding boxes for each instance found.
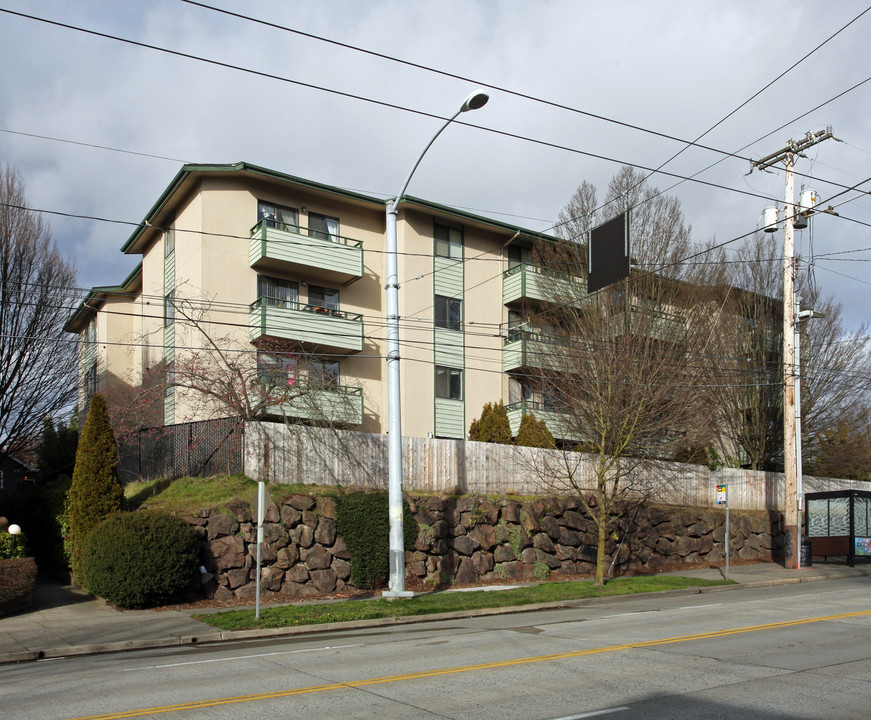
[805,489,871,567]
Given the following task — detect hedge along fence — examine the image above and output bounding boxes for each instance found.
[187,490,782,602]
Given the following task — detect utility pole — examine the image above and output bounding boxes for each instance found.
[750,128,834,569]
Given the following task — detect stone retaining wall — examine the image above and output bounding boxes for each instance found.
[187,492,784,600]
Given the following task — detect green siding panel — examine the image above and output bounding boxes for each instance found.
[163,325,175,360]
[265,387,363,426]
[248,303,364,353]
[435,398,465,438]
[433,256,464,297]
[164,393,175,426]
[502,264,585,306]
[249,224,363,283]
[506,405,582,443]
[434,327,464,367]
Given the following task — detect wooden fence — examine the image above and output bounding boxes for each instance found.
[243,422,868,511]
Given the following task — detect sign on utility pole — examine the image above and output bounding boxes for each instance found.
[749,127,836,569]
[717,484,729,580]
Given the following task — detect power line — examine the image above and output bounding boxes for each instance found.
[2,6,843,209]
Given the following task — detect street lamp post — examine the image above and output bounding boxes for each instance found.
[383,89,489,598]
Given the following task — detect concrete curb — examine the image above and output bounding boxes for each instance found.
[4,567,869,665]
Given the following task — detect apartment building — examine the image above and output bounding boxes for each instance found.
[65,162,581,442]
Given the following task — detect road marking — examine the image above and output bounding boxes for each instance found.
[68,608,871,720]
[678,603,723,610]
[122,644,364,671]
[551,708,630,719]
[597,611,655,618]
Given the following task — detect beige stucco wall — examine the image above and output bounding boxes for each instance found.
[78,169,530,441]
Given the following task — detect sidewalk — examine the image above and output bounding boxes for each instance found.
[2,561,870,665]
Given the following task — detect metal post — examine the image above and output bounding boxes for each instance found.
[725,502,730,580]
[255,480,265,619]
[383,90,489,599]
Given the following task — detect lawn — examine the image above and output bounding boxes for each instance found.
[195,575,731,631]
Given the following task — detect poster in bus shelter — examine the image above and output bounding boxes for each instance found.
[855,537,871,556]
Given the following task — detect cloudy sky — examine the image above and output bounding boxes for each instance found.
[2,1,870,330]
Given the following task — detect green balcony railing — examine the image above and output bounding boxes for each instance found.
[503,262,585,307]
[249,218,364,284]
[249,298,364,354]
[505,400,582,443]
[263,384,363,426]
[607,305,687,342]
[502,328,565,372]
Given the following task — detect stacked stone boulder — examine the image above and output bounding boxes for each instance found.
[185,491,781,600]
[186,494,351,601]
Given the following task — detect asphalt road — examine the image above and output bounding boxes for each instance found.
[3,577,870,719]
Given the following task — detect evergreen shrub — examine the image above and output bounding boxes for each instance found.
[334,491,417,589]
[68,394,124,587]
[514,412,556,448]
[469,401,513,444]
[82,511,198,608]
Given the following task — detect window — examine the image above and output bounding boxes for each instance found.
[434,223,462,259]
[257,200,298,232]
[257,352,298,387]
[309,212,340,242]
[435,295,462,331]
[164,290,174,326]
[309,360,340,388]
[83,362,97,399]
[435,366,463,400]
[508,376,535,405]
[507,310,524,341]
[257,275,298,309]
[507,245,526,270]
[85,319,96,345]
[308,285,339,312]
[164,226,175,258]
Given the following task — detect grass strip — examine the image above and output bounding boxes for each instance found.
[194,576,731,631]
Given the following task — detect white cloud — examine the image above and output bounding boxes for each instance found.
[1,0,869,329]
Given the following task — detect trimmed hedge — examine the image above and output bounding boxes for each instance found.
[334,491,417,589]
[0,557,38,614]
[82,511,198,608]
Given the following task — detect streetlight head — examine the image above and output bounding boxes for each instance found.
[7,524,21,536]
[461,89,489,113]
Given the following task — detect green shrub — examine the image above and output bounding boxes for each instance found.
[0,557,38,612]
[514,412,556,448]
[0,530,27,559]
[469,401,513,444]
[68,394,124,587]
[82,511,198,608]
[334,491,417,590]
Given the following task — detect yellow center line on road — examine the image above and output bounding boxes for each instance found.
[69,609,871,720]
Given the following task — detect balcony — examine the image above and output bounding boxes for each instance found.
[502,328,565,372]
[249,298,364,355]
[503,263,584,308]
[264,385,363,426]
[249,219,364,285]
[505,400,583,443]
[607,305,687,343]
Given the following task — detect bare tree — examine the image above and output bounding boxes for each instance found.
[521,168,716,585]
[704,233,871,471]
[0,165,78,456]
